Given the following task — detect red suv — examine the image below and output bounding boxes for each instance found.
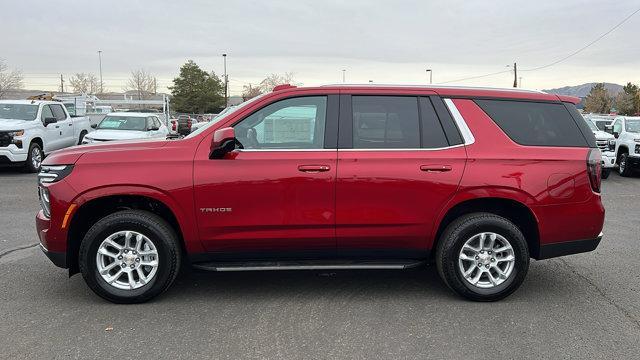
[36,85,605,303]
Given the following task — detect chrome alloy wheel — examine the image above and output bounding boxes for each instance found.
[96,231,159,290]
[458,232,515,289]
[31,147,42,169]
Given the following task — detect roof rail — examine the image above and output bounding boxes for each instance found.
[272,84,296,92]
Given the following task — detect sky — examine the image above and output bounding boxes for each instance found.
[1,0,639,95]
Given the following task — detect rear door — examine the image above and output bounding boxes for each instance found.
[336,93,466,257]
[193,94,340,256]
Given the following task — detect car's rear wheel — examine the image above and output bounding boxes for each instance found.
[78,130,87,145]
[436,213,529,301]
[79,210,181,303]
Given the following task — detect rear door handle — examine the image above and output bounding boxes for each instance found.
[298,165,331,173]
[420,165,452,172]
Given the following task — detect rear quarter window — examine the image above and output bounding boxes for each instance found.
[474,100,588,147]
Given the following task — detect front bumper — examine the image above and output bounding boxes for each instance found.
[39,243,67,268]
[0,147,28,163]
[538,232,603,260]
[36,209,68,268]
[601,151,616,169]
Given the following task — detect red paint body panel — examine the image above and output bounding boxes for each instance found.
[37,85,605,266]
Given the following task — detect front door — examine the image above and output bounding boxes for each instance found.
[40,105,63,152]
[194,95,339,257]
[336,94,466,257]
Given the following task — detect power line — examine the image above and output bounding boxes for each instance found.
[521,6,640,71]
[439,69,512,84]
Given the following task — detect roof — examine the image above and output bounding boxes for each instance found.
[272,84,579,104]
[0,99,53,105]
[106,112,158,117]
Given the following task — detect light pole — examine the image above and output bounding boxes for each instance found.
[222,54,228,107]
[342,69,346,83]
[426,69,432,84]
[98,50,103,93]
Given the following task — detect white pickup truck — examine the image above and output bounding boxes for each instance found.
[609,116,640,177]
[0,100,92,172]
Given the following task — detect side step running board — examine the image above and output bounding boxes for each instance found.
[193,260,425,272]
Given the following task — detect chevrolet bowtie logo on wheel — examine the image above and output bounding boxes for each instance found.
[200,207,232,213]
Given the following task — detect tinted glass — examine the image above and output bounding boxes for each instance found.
[613,120,622,134]
[42,105,54,120]
[626,119,640,133]
[50,104,67,121]
[419,97,449,148]
[234,96,326,149]
[475,100,587,147]
[98,116,147,131]
[352,96,420,149]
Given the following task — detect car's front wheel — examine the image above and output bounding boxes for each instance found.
[79,210,181,303]
[436,213,529,301]
[618,153,633,177]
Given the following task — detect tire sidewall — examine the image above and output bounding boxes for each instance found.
[439,214,529,301]
[25,143,42,173]
[79,211,178,303]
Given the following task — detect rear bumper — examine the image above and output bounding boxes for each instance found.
[537,232,603,260]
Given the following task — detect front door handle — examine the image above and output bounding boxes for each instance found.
[420,165,452,172]
[298,165,331,173]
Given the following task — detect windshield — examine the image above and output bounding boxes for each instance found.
[185,94,268,138]
[97,116,146,131]
[0,104,39,121]
[585,119,598,132]
[626,119,640,133]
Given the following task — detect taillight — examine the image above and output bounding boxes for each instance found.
[172,122,177,131]
[587,148,602,193]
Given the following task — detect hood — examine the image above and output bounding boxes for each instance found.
[0,119,38,131]
[43,139,169,165]
[87,129,149,140]
[593,130,614,140]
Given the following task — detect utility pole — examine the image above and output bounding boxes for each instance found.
[98,50,103,94]
[342,69,346,83]
[60,74,64,93]
[426,69,432,84]
[512,62,518,88]
[222,53,228,107]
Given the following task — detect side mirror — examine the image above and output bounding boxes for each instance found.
[44,117,57,126]
[91,123,98,129]
[613,132,619,139]
[149,126,160,131]
[209,127,237,159]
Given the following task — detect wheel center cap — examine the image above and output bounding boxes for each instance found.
[123,253,136,265]
[478,253,491,265]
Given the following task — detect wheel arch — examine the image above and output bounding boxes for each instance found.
[432,195,541,259]
[66,190,195,275]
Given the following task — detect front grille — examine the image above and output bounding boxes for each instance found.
[596,140,608,150]
[0,132,11,147]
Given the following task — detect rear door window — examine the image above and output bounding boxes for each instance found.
[352,96,420,149]
[475,100,588,147]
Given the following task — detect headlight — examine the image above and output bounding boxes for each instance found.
[82,136,93,144]
[7,130,24,148]
[608,139,616,151]
[38,186,50,218]
[634,138,640,143]
[38,165,74,185]
[8,130,24,137]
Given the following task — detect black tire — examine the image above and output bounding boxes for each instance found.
[78,130,87,145]
[618,153,633,177]
[435,213,530,302]
[24,142,43,173]
[601,169,611,179]
[79,210,181,303]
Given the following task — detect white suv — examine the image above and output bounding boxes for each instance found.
[610,116,640,176]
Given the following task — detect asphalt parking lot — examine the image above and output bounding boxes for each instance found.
[1,168,639,360]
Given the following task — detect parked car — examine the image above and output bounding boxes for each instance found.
[82,113,168,144]
[584,118,616,178]
[176,115,192,136]
[608,116,640,176]
[36,84,604,303]
[0,100,92,172]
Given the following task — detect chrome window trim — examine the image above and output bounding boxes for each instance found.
[235,148,335,152]
[337,144,465,152]
[443,98,475,145]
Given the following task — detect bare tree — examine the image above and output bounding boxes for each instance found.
[0,59,24,99]
[241,84,263,101]
[258,72,295,93]
[125,69,156,100]
[69,73,100,94]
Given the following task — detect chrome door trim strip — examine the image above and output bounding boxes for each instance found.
[443,98,476,145]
